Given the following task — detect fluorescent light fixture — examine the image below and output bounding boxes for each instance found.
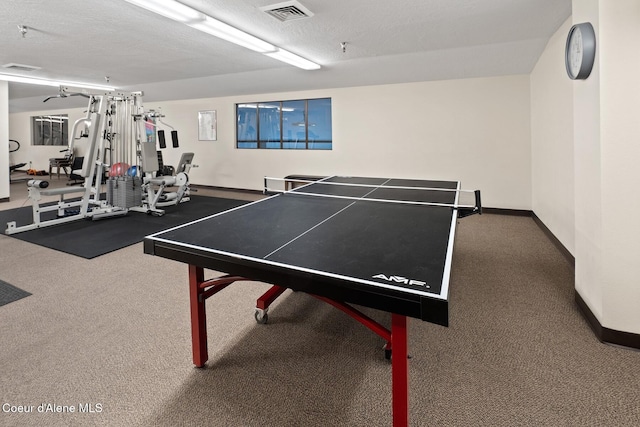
[122,0,320,69]
[189,17,275,53]
[264,48,321,70]
[123,0,204,23]
[0,74,58,86]
[0,73,116,91]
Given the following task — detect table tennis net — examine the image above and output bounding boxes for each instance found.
[264,176,481,214]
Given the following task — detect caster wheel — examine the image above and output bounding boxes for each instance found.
[384,348,392,361]
[254,310,268,324]
[384,349,411,362]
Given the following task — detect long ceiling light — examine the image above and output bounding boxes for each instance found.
[122,0,204,22]
[0,74,116,91]
[265,48,321,71]
[189,17,275,53]
[123,0,320,69]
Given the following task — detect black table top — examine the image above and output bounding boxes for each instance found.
[144,176,460,325]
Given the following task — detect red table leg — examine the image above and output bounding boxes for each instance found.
[189,265,208,367]
[391,313,409,427]
[256,285,287,310]
[186,268,410,424]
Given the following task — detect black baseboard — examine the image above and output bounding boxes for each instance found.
[485,209,575,267]
[575,291,640,351]
[0,197,9,203]
[482,207,532,216]
[489,209,639,350]
[528,213,639,351]
[531,213,575,268]
[190,184,263,195]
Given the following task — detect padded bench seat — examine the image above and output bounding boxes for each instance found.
[39,186,86,196]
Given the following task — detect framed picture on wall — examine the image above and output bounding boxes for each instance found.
[198,110,217,141]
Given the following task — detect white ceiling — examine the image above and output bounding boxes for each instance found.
[1,0,571,113]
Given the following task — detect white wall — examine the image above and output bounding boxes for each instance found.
[530,18,575,254]
[0,81,9,200]
[532,4,640,336]
[598,0,640,333]
[571,0,640,335]
[326,78,531,210]
[9,76,532,209]
[573,0,604,323]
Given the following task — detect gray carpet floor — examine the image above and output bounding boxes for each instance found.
[0,198,639,426]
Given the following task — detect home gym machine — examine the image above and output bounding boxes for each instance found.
[129,111,195,217]
[5,86,194,235]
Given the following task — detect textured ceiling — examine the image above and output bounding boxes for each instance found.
[1,0,571,113]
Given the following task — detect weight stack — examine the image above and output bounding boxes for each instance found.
[106,176,142,208]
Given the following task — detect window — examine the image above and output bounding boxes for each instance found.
[31,114,69,146]
[236,98,332,149]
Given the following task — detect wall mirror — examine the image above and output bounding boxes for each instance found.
[31,114,69,146]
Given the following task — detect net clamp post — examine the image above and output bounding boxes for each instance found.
[457,190,482,218]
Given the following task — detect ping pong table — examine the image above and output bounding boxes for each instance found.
[143,175,481,426]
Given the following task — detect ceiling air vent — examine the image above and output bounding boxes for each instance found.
[2,63,41,72]
[260,1,314,22]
